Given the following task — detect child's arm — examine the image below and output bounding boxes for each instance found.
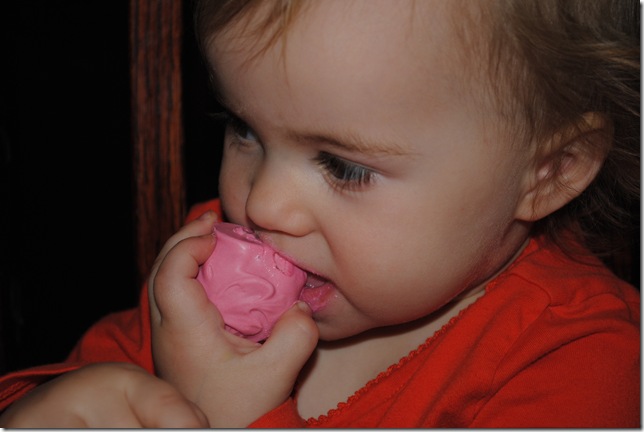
[148,211,319,427]
[0,362,208,428]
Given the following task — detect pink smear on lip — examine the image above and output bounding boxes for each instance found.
[299,278,335,313]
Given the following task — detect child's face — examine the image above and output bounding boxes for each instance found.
[208,0,533,340]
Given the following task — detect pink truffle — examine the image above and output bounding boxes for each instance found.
[196,223,307,342]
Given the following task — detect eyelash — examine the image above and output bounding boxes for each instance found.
[314,152,375,191]
[214,110,375,191]
[214,110,259,144]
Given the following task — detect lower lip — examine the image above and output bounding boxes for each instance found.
[299,283,335,313]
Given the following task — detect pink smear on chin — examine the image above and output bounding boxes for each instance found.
[299,283,335,313]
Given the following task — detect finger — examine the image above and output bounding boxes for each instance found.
[148,211,218,323]
[259,302,319,384]
[1,365,149,428]
[159,210,218,260]
[127,371,210,428]
[152,233,221,329]
[148,210,218,286]
[0,387,92,428]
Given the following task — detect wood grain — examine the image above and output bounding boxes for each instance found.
[130,0,185,286]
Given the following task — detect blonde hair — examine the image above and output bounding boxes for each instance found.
[483,0,640,260]
[194,0,640,261]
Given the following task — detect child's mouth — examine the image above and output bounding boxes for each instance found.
[304,272,327,289]
[300,272,335,313]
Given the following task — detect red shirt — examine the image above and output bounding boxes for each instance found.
[0,199,640,427]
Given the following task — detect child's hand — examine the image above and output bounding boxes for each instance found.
[0,362,208,428]
[148,212,319,427]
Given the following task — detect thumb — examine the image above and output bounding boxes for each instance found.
[260,302,319,382]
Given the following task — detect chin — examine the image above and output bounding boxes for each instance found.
[314,319,379,342]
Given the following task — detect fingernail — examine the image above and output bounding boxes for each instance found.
[198,210,215,220]
[294,300,312,315]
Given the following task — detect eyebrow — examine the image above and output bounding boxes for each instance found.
[289,130,410,157]
[211,83,230,111]
[213,90,410,157]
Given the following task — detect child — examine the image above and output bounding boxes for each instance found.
[0,0,639,427]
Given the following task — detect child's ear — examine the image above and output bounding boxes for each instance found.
[515,112,612,222]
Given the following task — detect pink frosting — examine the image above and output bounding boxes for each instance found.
[196,223,307,342]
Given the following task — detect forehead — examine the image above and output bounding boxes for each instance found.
[208,0,465,90]
[207,0,491,148]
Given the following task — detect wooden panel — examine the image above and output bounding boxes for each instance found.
[129,0,185,286]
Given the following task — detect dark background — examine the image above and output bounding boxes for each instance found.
[0,0,222,374]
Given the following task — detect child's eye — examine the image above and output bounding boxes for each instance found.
[228,116,259,143]
[214,110,260,144]
[314,151,375,191]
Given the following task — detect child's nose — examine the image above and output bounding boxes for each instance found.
[244,158,314,237]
